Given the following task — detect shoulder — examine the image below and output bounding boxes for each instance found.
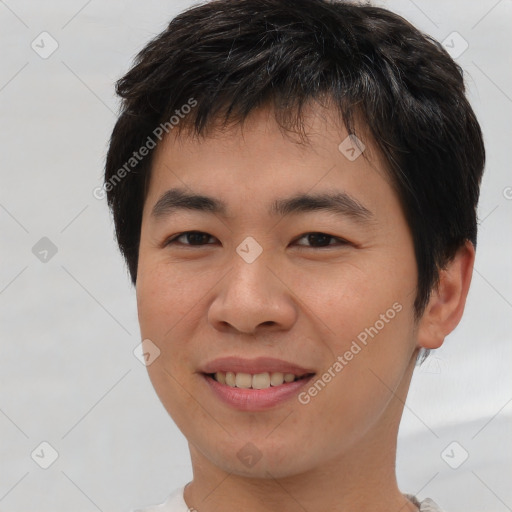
[418,498,445,512]
[405,494,445,512]
[130,486,189,512]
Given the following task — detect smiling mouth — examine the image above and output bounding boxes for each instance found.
[205,371,315,389]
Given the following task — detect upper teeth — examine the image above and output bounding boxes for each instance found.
[213,371,301,389]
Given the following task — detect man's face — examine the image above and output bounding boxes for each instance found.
[136,105,420,478]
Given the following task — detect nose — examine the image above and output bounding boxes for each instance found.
[207,250,298,337]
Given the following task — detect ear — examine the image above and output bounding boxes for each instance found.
[417,241,475,350]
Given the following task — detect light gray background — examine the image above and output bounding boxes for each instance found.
[0,1,511,511]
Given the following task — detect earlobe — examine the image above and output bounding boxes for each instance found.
[417,241,475,350]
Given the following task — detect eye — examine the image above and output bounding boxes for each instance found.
[164,231,217,247]
[293,232,349,248]
[163,231,349,249]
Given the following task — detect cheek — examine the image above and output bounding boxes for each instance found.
[291,256,414,343]
[297,305,415,450]
[291,254,418,412]
[136,259,206,340]
[136,261,207,425]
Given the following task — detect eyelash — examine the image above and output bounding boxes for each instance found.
[163,231,350,249]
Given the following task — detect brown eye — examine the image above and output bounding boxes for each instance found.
[294,232,349,248]
[165,231,216,246]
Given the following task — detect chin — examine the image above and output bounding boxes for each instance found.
[199,436,314,479]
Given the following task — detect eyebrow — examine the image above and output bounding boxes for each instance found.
[151,187,374,224]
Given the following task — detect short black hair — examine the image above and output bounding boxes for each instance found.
[104,0,485,320]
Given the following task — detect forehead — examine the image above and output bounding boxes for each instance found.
[144,104,395,221]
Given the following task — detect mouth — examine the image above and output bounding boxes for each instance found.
[204,371,314,389]
[199,356,316,410]
[201,365,316,411]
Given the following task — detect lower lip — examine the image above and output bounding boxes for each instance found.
[202,374,315,411]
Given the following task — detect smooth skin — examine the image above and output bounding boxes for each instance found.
[136,103,475,512]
